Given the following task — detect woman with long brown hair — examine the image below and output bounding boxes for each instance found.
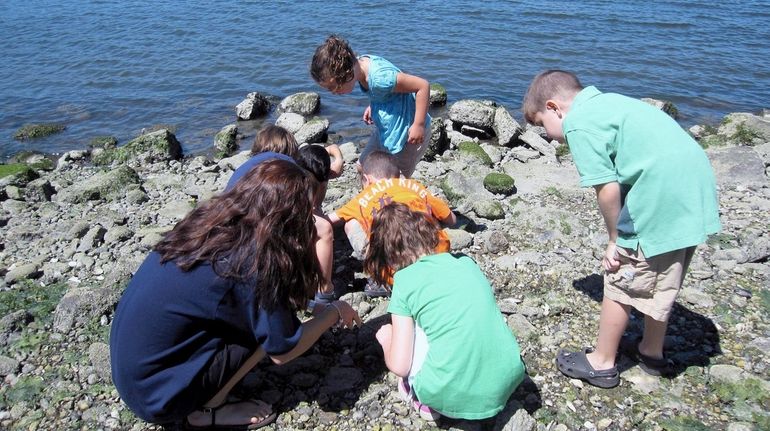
[110,159,360,430]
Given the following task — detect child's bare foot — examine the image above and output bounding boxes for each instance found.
[186,399,276,429]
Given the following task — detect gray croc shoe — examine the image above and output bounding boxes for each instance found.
[556,348,620,388]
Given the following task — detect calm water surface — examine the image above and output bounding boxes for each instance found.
[1,1,769,159]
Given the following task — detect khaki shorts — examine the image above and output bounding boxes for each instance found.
[603,245,696,322]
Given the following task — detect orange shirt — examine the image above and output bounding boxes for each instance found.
[335,177,452,252]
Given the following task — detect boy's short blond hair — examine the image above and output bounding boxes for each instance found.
[362,151,400,179]
[251,125,299,157]
[522,70,584,123]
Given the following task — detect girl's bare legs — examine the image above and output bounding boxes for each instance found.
[314,214,335,295]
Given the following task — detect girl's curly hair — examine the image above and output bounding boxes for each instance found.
[363,202,439,286]
[310,34,356,87]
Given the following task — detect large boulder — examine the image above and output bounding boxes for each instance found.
[717,113,770,145]
[279,92,320,116]
[52,285,122,332]
[294,117,329,144]
[708,146,767,187]
[276,112,306,134]
[518,129,556,161]
[92,129,182,165]
[235,92,271,120]
[457,141,493,166]
[493,106,523,147]
[55,165,141,203]
[448,99,496,131]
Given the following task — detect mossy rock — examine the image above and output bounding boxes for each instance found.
[473,199,505,220]
[457,141,493,166]
[89,136,118,150]
[8,152,54,171]
[483,172,516,195]
[429,83,447,106]
[0,163,39,186]
[92,129,182,165]
[13,123,66,140]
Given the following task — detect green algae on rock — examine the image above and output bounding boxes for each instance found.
[13,123,66,140]
[483,172,516,195]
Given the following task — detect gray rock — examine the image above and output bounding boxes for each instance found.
[726,423,755,431]
[473,198,505,220]
[641,97,679,119]
[478,230,509,254]
[77,225,107,253]
[708,146,767,187]
[24,178,55,202]
[448,99,496,131]
[509,146,540,162]
[276,112,306,134]
[53,286,122,332]
[338,141,359,163]
[519,129,556,159]
[4,263,42,284]
[0,355,19,376]
[4,185,22,200]
[711,248,749,264]
[497,406,535,431]
[214,124,238,158]
[424,117,448,161]
[279,92,320,116]
[55,165,141,203]
[717,112,770,144]
[235,92,271,120]
[88,342,111,382]
[679,287,715,308]
[104,226,134,244]
[125,188,149,205]
[2,199,27,215]
[507,314,536,339]
[493,106,522,147]
[446,228,472,250]
[457,141,493,167]
[0,310,31,346]
[65,221,91,240]
[158,199,194,222]
[294,117,329,144]
[94,129,183,165]
[709,364,744,384]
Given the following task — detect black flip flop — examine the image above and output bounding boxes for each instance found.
[186,399,277,430]
[556,348,620,388]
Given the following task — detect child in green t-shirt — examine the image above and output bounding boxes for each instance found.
[365,202,525,420]
[522,70,720,388]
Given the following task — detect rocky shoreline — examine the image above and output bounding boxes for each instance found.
[1,92,769,431]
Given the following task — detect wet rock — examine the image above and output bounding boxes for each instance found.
[429,83,447,107]
[213,124,238,158]
[235,92,271,120]
[279,92,320,116]
[424,117,448,161]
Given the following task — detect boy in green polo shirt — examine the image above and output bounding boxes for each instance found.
[522,70,720,388]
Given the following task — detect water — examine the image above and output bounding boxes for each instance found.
[2,0,769,159]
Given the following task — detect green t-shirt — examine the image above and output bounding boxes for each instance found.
[563,86,721,257]
[387,253,525,419]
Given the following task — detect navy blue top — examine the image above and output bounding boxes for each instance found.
[110,252,302,423]
[225,151,295,190]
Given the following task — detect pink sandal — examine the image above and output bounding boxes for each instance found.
[397,378,441,421]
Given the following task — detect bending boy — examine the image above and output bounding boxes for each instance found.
[522,70,720,388]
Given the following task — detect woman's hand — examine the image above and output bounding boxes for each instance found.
[330,300,362,328]
[602,242,620,272]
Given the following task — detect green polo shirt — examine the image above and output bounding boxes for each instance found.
[563,86,720,257]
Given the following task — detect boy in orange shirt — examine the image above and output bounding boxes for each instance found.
[327,151,456,296]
